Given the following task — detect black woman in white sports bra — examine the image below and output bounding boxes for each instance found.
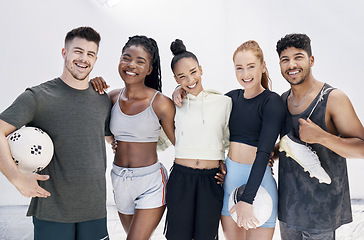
[91,36,175,240]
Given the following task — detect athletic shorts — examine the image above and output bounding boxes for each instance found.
[221,156,278,228]
[111,161,168,215]
[33,216,109,240]
[165,163,224,240]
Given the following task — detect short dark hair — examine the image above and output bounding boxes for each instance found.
[65,26,101,49]
[276,33,312,57]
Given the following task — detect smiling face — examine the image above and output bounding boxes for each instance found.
[118,45,153,86]
[62,37,98,81]
[233,50,266,92]
[173,57,203,96]
[279,47,314,85]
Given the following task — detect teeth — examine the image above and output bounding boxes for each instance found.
[126,71,136,76]
[288,71,299,75]
[187,83,197,88]
[75,63,87,68]
[243,78,253,82]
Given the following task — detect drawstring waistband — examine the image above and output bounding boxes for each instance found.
[114,168,134,181]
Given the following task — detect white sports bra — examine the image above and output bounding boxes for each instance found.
[109,89,161,142]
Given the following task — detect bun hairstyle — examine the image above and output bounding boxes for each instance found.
[170,39,199,73]
[170,39,187,56]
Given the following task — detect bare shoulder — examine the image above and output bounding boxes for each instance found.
[152,92,175,117]
[326,88,364,137]
[108,88,122,104]
[327,88,353,112]
[153,92,174,110]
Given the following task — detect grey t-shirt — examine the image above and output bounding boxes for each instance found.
[278,83,352,232]
[0,78,112,223]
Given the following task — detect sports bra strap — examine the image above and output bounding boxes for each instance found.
[118,89,159,106]
[150,91,159,106]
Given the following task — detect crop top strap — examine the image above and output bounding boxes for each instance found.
[149,91,159,107]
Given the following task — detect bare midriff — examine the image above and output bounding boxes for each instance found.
[174,158,220,169]
[228,141,257,165]
[113,141,158,168]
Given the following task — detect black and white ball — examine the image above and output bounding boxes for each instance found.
[7,127,54,173]
[228,184,273,228]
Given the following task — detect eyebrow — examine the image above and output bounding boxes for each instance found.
[137,56,147,62]
[122,53,147,62]
[73,47,96,56]
[235,63,255,66]
[280,52,305,60]
[176,67,197,77]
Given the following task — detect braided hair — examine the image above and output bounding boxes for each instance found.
[122,36,162,92]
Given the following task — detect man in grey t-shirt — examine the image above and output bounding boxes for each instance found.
[0,27,112,240]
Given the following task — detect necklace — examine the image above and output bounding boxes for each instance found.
[289,81,317,107]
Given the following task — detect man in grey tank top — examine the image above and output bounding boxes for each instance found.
[275,33,364,240]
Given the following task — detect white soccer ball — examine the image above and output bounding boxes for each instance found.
[7,127,54,173]
[228,184,273,228]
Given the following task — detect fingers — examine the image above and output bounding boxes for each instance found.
[173,94,183,108]
[111,139,118,154]
[238,218,258,230]
[219,161,227,174]
[36,174,50,181]
[34,174,51,197]
[90,77,109,94]
[172,86,186,108]
[214,173,225,185]
[35,187,51,198]
[298,118,307,125]
[247,217,258,229]
[182,89,187,98]
[216,162,227,185]
[18,174,51,198]
[229,205,236,215]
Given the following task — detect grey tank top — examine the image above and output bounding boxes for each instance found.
[278,83,352,232]
[109,89,161,142]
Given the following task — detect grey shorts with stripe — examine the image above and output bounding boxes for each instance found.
[111,161,168,215]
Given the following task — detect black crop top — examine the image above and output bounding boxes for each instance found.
[226,89,286,204]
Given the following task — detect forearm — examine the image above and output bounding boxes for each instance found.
[316,131,364,159]
[0,135,22,184]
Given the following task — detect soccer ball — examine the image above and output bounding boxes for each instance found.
[7,127,54,173]
[228,184,273,228]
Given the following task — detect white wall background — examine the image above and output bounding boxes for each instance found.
[0,0,363,205]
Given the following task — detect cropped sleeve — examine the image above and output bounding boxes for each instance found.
[0,89,37,129]
[223,98,232,150]
[238,93,286,204]
[157,128,172,152]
